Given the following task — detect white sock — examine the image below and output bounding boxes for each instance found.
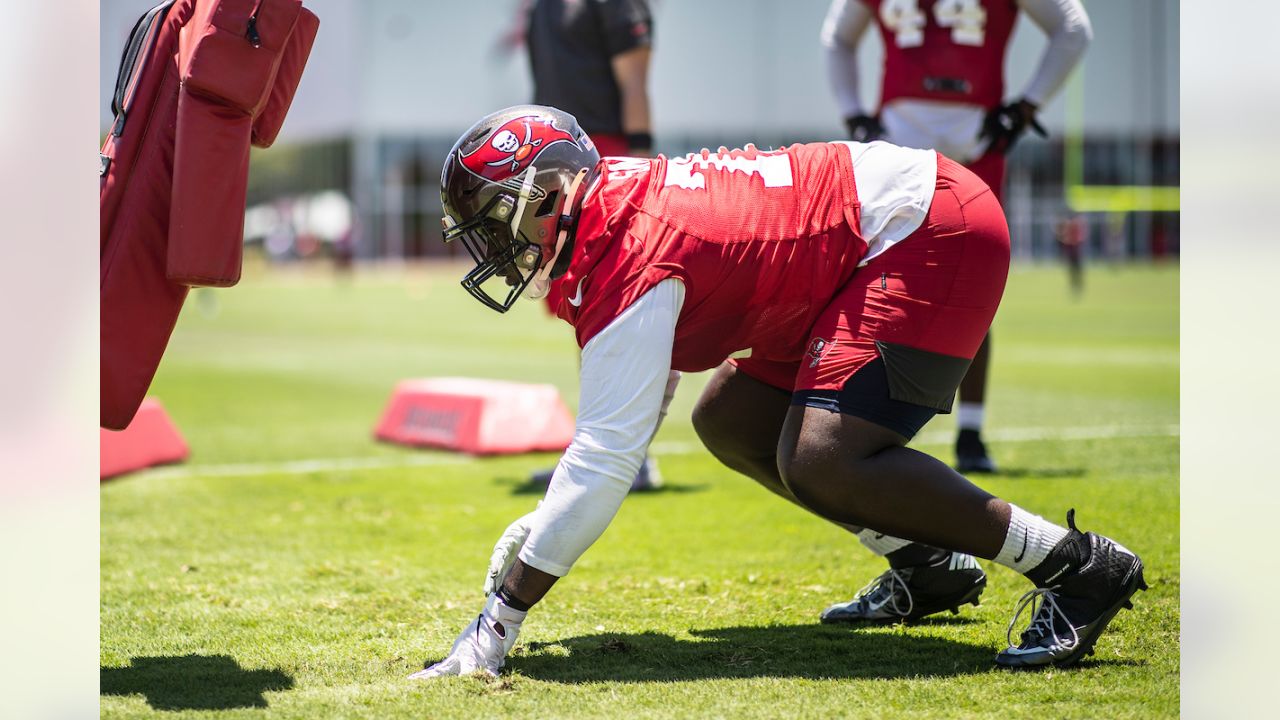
[956,402,985,431]
[856,529,912,557]
[993,504,1069,575]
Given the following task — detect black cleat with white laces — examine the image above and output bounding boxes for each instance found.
[996,510,1147,669]
[820,552,987,624]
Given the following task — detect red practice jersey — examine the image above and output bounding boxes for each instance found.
[864,0,1018,108]
[552,143,868,373]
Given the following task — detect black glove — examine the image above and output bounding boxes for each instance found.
[844,114,885,143]
[980,99,1047,155]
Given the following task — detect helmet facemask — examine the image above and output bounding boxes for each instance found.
[444,166,548,313]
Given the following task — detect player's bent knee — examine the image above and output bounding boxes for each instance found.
[690,398,727,450]
[778,445,839,508]
[691,401,741,465]
[692,393,766,466]
[776,421,887,525]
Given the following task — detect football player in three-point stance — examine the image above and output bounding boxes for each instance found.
[409,105,1144,678]
[819,0,1092,626]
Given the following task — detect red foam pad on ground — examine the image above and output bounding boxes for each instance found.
[101,398,190,479]
[375,378,575,455]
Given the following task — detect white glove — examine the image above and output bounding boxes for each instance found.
[408,594,527,679]
[483,504,540,597]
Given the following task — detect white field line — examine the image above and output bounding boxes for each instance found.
[137,423,1179,482]
[654,423,1180,455]
[140,453,473,481]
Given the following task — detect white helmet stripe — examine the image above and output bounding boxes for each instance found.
[509,164,537,237]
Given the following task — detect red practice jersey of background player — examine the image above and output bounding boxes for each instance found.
[865,0,1018,108]
[551,143,871,373]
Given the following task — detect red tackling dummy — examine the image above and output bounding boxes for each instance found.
[375,378,576,455]
[101,399,190,479]
[100,0,319,430]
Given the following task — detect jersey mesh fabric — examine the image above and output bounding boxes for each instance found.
[553,143,866,373]
[539,133,634,317]
[734,154,1010,394]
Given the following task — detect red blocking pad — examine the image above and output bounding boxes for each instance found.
[375,378,575,455]
[101,399,190,479]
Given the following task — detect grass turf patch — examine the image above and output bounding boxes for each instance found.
[102,263,1178,718]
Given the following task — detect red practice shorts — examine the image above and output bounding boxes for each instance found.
[734,154,1010,416]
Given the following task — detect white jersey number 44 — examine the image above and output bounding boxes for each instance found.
[881,0,988,48]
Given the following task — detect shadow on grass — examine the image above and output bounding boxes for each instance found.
[101,655,293,711]
[975,466,1087,480]
[506,623,995,682]
[900,614,984,628]
[503,477,710,497]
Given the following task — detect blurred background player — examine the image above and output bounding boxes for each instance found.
[526,0,654,158]
[1056,211,1086,297]
[523,0,662,490]
[821,0,1092,475]
[815,0,1092,626]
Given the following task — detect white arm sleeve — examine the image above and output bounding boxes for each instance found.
[1016,0,1093,107]
[517,278,685,577]
[821,0,874,118]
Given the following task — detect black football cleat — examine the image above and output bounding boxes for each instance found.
[955,429,998,474]
[996,510,1147,669]
[820,552,987,624]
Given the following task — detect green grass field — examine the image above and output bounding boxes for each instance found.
[101,262,1179,719]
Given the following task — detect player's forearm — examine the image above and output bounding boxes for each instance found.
[1017,0,1093,106]
[611,47,652,152]
[820,0,872,118]
[499,368,676,606]
[825,44,866,118]
[517,426,649,577]
[620,87,652,151]
[500,557,559,607]
[514,280,684,588]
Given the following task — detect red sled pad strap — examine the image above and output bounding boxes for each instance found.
[168,0,307,287]
[179,0,302,115]
[253,7,319,148]
[168,93,253,287]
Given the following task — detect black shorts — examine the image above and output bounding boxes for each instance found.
[792,350,971,439]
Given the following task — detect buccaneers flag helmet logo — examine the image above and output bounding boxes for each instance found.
[807,337,832,368]
[460,115,576,182]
